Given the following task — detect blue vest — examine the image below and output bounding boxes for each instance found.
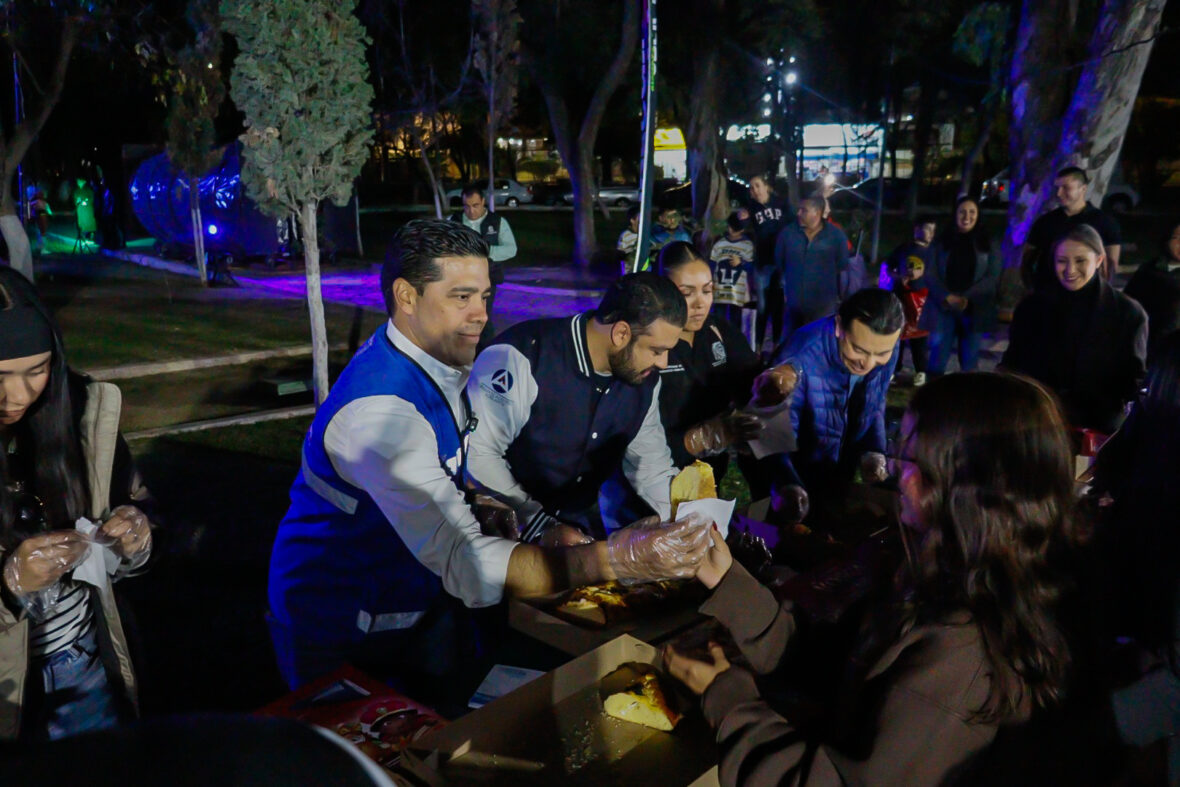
[268,329,468,645]
[495,314,657,528]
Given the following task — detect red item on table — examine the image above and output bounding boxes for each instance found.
[256,664,446,772]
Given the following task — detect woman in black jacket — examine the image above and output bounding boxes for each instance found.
[921,196,1001,376]
[1123,219,1180,360]
[1003,223,1147,434]
[654,242,764,482]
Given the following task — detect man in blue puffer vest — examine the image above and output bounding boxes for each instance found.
[267,220,711,691]
[752,288,903,519]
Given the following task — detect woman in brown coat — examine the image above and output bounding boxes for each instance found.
[665,372,1086,786]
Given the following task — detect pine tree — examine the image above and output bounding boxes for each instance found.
[222,0,375,405]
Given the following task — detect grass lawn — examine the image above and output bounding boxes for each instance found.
[357,204,1175,274]
[359,206,635,267]
[33,262,383,370]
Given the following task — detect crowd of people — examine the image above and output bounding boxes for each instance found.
[1,160,1178,785]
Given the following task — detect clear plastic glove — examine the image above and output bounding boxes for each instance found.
[607,513,711,585]
[2,531,91,617]
[471,495,521,540]
[771,483,810,524]
[860,452,888,483]
[95,505,152,560]
[751,364,798,407]
[683,411,764,457]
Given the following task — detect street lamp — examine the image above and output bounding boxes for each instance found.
[785,71,798,86]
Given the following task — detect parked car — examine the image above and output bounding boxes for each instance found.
[531,178,572,206]
[561,183,641,207]
[445,178,534,208]
[981,167,1139,213]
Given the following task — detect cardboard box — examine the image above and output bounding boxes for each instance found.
[508,590,706,656]
[403,634,719,786]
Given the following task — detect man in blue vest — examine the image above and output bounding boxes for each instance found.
[450,185,517,347]
[267,220,709,690]
[467,272,688,542]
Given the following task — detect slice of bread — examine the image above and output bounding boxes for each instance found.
[670,460,718,518]
[603,672,681,731]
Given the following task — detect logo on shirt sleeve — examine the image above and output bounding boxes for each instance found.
[490,369,514,394]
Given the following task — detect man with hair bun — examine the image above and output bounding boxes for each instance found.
[468,272,689,541]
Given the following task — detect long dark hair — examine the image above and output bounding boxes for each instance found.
[1092,331,1180,671]
[900,372,1082,722]
[944,195,989,255]
[0,270,89,548]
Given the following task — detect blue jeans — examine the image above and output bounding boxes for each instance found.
[926,308,981,376]
[25,626,121,742]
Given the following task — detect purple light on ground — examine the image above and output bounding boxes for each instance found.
[234,271,600,332]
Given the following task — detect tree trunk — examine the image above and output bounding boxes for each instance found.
[189,177,209,285]
[783,146,801,208]
[0,18,79,283]
[528,0,639,267]
[686,0,725,227]
[300,199,330,406]
[906,76,937,219]
[0,214,33,282]
[413,128,445,218]
[959,112,997,199]
[1056,0,1166,205]
[487,79,497,213]
[1002,0,1076,269]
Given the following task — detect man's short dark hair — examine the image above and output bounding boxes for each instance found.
[837,287,904,335]
[914,213,938,227]
[1055,166,1089,186]
[626,204,641,222]
[461,184,486,201]
[726,211,747,233]
[594,272,687,333]
[799,194,826,214]
[381,219,489,316]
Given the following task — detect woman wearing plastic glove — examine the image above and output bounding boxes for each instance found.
[655,242,764,476]
[0,267,155,742]
[664,373,1088,785]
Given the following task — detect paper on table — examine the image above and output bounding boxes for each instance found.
[73,517,120,587]
[468,664,545,709]
[675,497,736,539]
[746,406,796,459]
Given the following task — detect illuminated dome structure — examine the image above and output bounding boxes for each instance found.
[129,143,282,258]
